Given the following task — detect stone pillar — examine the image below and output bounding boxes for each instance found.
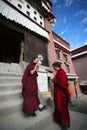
[19,41,24,62]
[37,65,49,93]
[74,79,83,98]
[37,65,51,98]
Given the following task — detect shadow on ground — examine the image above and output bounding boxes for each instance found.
[68,94,87,114]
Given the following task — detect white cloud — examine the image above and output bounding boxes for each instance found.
[70,43,80,50]
[60,29,67,35]
[62,37,66,41]
[71,41,87,50]
[74,9,86,17]
[82,17,87,24]
[60,31,65,35]
[63,16,67,23]
[60,24,70,35]
[83,41,87,45]
[51,0,58,4]
[74,10,87,24]
[70,42,83,50]
[84,28,87,32]
[64,0,73,7]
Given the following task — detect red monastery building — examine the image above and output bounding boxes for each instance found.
[72,45,87,94]
[0,0,82,97]
[49,32,82,97]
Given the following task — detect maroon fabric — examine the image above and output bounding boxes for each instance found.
[52,68,70,126]
[21,63,40,114]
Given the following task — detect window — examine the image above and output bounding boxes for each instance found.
[55,49,60,59]
[65,64,70,73]
[26,11,30,17]
[40,22,42,26]
[34,17,37,21]
[34,11,37,14]
[63,53,68,62]
[40,15,42,19]
[27,4,30,9]
[18,4,22,9]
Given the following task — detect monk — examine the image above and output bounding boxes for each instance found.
[21,56,40,116]
[52,62,70,130]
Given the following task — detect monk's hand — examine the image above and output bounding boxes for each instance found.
[35,63,39,70]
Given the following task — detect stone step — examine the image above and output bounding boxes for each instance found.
[0,98,23,118]
[0,110,87,130]
[0,83,22,91]
[0,106,53,130]
[0,63,23,74]
[0,96,23,109]
[0,72,22,77]
[0,77,22,83]
[0,90,22,103]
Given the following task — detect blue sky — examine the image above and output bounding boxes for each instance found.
[50,0,87,50]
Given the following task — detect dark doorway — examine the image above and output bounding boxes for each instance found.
[80,85,87,94]
[0,23,24,63]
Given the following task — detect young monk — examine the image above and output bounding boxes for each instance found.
[21,56,40,116]
[52,62,70,130]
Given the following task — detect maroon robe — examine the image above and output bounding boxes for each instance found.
[21,62,40,114]
[52,68,70,126]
